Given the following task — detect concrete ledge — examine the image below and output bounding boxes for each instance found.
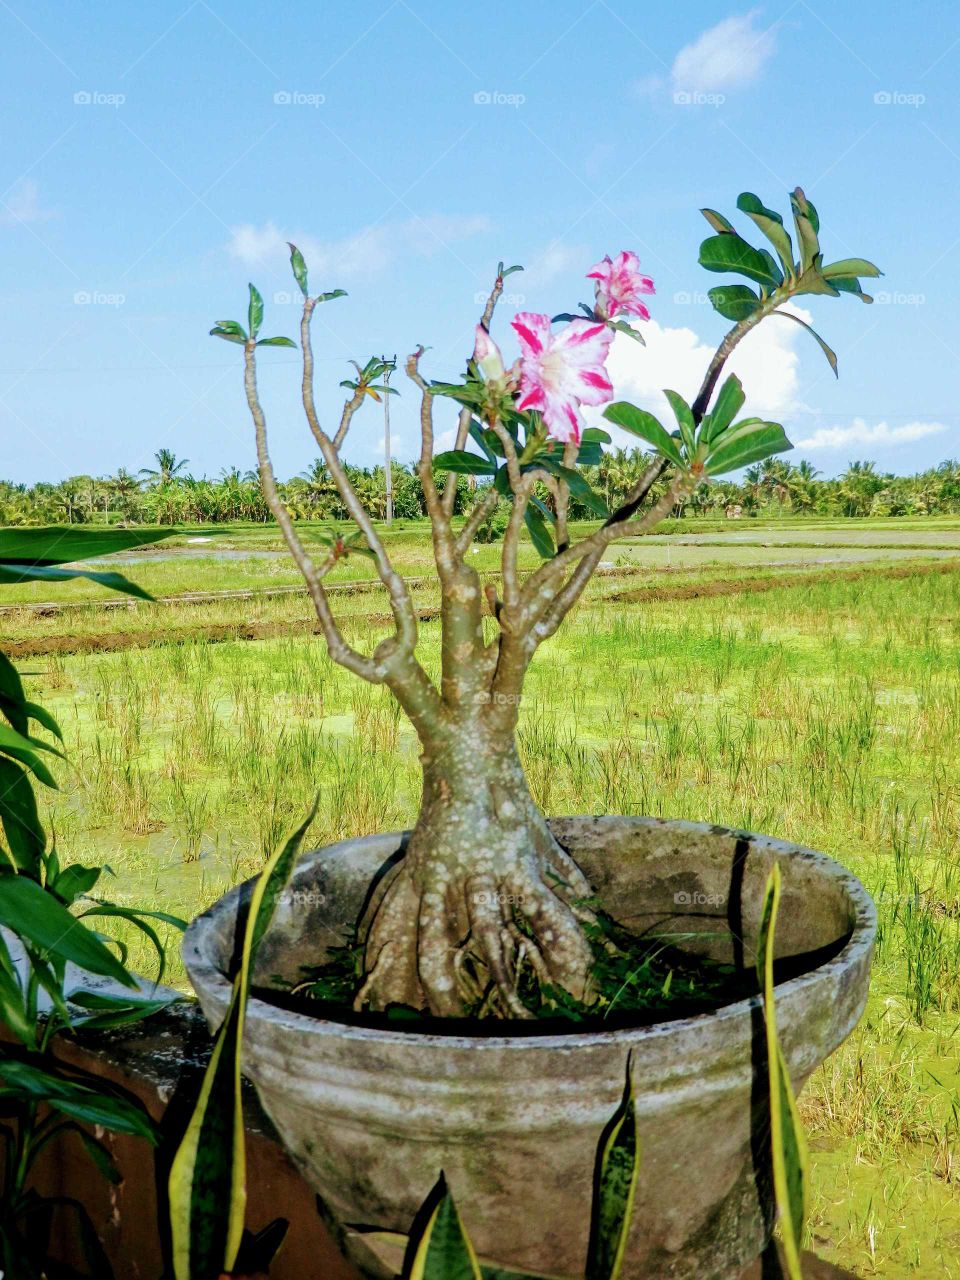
[15,992,858,1279]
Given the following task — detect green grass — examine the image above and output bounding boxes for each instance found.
[12,523,960,1276]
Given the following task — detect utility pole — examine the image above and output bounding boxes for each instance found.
[382,355,396,523]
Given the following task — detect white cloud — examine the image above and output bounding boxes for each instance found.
[795,419,948,450]
[671,11,777,93]
[227,214,491,277]
[521,241,592,289]
[1,179,54,225]
[591,304,809,445]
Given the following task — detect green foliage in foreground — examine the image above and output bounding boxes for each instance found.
[0,527,185,1280]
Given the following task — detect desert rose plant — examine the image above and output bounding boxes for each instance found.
[212,187,879,1019]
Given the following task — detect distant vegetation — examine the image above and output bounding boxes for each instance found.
[4,448,960,526]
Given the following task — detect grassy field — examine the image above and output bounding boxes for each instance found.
[10,516,960,1276]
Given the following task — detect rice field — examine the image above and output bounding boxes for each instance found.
[11,517,960,1277]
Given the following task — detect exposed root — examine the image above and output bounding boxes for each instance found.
[356,847,597,1018]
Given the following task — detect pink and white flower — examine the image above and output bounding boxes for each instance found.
[510,311,614,444]
[586,250,655,320]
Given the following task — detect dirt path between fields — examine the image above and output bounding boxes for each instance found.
[6,558,958,660]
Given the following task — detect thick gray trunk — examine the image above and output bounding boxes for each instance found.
[356,719,595,1017]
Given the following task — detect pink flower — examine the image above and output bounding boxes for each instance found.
[586,250,655,320]
[511,312,614,444]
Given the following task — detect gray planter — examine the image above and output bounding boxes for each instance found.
[183,817,875,1280]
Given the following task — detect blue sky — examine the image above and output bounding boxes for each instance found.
[2,1,958,484]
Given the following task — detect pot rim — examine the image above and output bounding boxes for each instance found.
[183,815,876,1053]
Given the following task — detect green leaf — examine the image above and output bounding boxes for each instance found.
[81,903,186,985]
[830,276,874,304]
[0,563,156,599]
[703,374,745,444]
[0,930,30,1044]
[0,757,45,874]
[700,207,736,234]
[663,390,696,455]
[582,427,612,445]
[705,419,793,476]
[699,234,783,289]
[0,652,27,733]
[53,1122,124,1184]
[707,285,761,322]
[821,257,882,280]
[316,288,348,304]
[256,336,297,348]
[0,1058,156,1140]
[210,323,248,345]
[585,1063,640,1280]
[603,404,684,469]
[404,1176,482,1280]
[68,988,178,1031]
[288,242,308,297]
[169,803,317,1280]
[736,192,795,278]
[247,284,264,339]
[0,527,178,565]
[756,864,809,1280]
[539,462,608,517]
[0,875,136,988]
[433,451,497,477]
[468,422,497,464]
[524,503,555,559]
[773,312,838,377]
[607,318,645,344]
[789,188,820,273]
[51,863,102,905]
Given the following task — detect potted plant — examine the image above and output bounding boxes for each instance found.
[184,188,879,1279]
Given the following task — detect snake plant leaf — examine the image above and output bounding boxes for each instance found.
[773,311,839,377]
[736,193,795,279]
[404,1175,482,1280]
[707,284,761,322]
[756,864,809,1280]
[585,1061,640,1280]
[603,404,685,470]
[168,802,317,1280]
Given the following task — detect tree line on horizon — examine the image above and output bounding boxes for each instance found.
[3,447,960,527]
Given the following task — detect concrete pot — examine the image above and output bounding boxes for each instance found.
[183,817,875,1280]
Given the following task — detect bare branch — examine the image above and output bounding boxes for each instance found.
[295,299,420,656]
[242,342,382,685]
[442,269,506,516]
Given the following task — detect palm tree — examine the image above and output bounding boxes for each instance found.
[139,448,190,486]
